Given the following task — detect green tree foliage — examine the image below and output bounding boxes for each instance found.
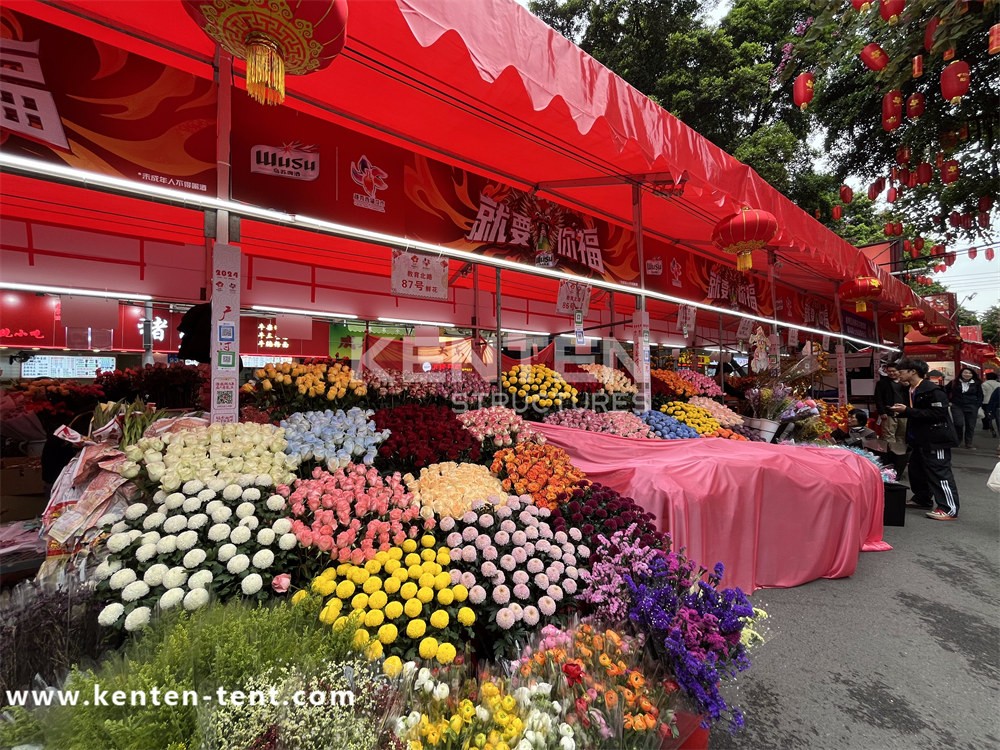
[980,304,1000,346]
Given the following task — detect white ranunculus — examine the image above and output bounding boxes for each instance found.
[106,533,132,554]
[183,588,210,611]
[217,543,237,563]
[227,554,250,575]
[207,523,231,542]
[230,526,252,546]
[134,543,158,563]
[98,602,125,626]
[176,530,199,551]
[222,484,243,501]
[183,548,207,569]
[266,495,285,512]
[251,549,274,569]
[187,513,209,530]
[109,568,137,590]
[142,512,166,531]
[159,587,185,610]
[278,533,297,551]
[121,580,150,602]
[188,569,214,590]
[143,563,169,587]
[235,501,256,519]
[155,536,178,555]
[163,567,188,589]
[124,503,149,521]
[162,515,188,535]
[256,528,276,546]
[241,573,263,595]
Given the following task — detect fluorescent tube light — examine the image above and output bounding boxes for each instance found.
[0,281,152,301]
[377,317,454,328]
[251,305,357,319]
[0,154,900,352]
[502,328,550,336]
[558,334,601,342]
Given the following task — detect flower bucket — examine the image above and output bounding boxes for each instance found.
[661,711,711,749]
[746,417,781,443]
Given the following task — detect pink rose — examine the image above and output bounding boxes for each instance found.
[271,573,291,593]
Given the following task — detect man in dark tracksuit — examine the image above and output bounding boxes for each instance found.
[889,358,960,520]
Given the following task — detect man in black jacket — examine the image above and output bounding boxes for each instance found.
[874,363,908,465]
[889,357,960,521]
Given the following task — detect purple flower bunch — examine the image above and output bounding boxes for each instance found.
[438,495,588,658]
[548,484,667,555]
[676,369,723,397]
[543,408,654,438]
[625,557,755,731]
[578,524,665,624]
[779,398,820,423]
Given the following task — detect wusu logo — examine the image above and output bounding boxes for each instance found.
[351,155,388,212]
[251,142,319,181]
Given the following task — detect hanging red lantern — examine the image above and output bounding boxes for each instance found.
[937,333,962,347]
[906,92,926,118]
[882,113,901,132]
[182,0,349,106]
[915,237,925,252]
[941,61,971,104]
[925,18,940,52]
[875,177,887,192]
[890,167,899,182]
[832,205,843,220]
[840,276,883,313]
[969,247,978,259]
[935,263,947,273]
[949,211,961,227]
[861,43,889,71]
[898,166,911,184]
[887,187,898,203]
[895,222,904,235]
[881,90,902,131]
[793,72,815,110]
[931,244,945,256]
[986,248,995,261]
[990,24,1000,54]
[935,151,945,168]
[909,246,920,259]
[907,172,919,187]
[840,185,854,204]
[961,214,974,229]
[880,0,905,24]
[922,323,949,341]
[868,184,880,200]
[945,251,957,266]
[852,0,872,10]
[895,147,911,165]
[890,307,926,332]
[903,239,912,252]
[884,222,894,236]
[941,160,960,184]
[711,207,778,273]
[912,55,924,77]
[979,212,991,228]
[978,195,994,212]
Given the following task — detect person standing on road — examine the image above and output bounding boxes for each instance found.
[874,363,909,471]
[981,372,999,438]
[889,357,960,521]
[948,367,983,449]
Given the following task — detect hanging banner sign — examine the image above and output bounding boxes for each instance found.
[822,334,831,351]
[556,280,592,316]
[677,306,697,336]
[787,327,799,349]
[210,243,241,424]
[736,318,754,340]
[390,250,449,300]
[836,344,848,405]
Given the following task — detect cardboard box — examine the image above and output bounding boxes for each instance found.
[1,458,48,522]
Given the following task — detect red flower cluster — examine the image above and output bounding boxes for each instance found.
[373,404,481,475]
[95,363,208,409]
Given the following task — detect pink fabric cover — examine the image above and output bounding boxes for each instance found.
[536,423,890,592]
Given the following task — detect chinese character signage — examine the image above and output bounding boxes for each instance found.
[390,250,449,301]
[556,280,592,316]
[705,264,760,313]
[210,243,241,424]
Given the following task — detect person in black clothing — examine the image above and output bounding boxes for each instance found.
[947,367,983,449]
[874,363,908,462]
[832,409,878,448]
[889,357,960,521]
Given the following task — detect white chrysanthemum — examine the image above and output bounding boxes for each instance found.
[93,559,121,581]
[239,516,259,531]
[96,514,116,529]
[176,530,199,551]
[109,568,137,590]
[124,503,149,521]
[134,543,158,563]
[255,474,274,488]
[182,480,205,495]
[266,495,285,512]
[142,512,166,530]
[181,497,201,515]
[235,502,256,519]
[251,549,274,569]
[241,488,261,503]
[155,536,178,555]
[222,484,243,501]
[187,513,209,530]
[106,533,132,554]
[230,526,252,545]
[197,488,216,502]
[183,548,207,569]
[227,554,250,575]
[152,489,167,503]
[205,500,223,515]
[139,531,161,546]
[211,507,233,524]
[272,518,292,535]
[183,588,210,611]
[159,587,185,610]
[207,523,231,542]
[236,474,255,488]
[241,573,263,595]
[121,580,150,603]
[217,543,237,563]
[206,478,227,493]
[163,567,188,589]
[98,602,125,626]
[143,563,169,587]
[162,515,188,535]
[110,521,128,534]
[256,528,276,546]
[164,493,186,511]
[188,570,214,590]
[128,529,142,542]
[278,533,297,551]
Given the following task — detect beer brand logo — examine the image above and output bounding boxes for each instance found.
[351,155,388,212]
[251,143,319,181]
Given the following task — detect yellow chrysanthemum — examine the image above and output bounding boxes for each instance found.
[437,588,455,606]
[436,642,457,665]
[368,590,388,610]
[452,585,469,603]
[335,580,355,599]
[351,593,369,611]
[417,587,435,604]
[457,607,476,626]
[352,629,370,649]
[433,572,452,590]
[385,601,404,620]
[378,623,398,645]
[382,655,403,677]
[400,582,418,600]
[388,547,404,561]
[363,577,382,595]
[404,553,422,568]
[419,637,439,660]
[404,598,423,619]
[402,539,418,553]
[406,619,426,639]
[430,610,450,630]
[383,577,401,595]
[291,590,309,605]
[364,610,384,628]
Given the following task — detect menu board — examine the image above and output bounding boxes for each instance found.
[21,356,116,379]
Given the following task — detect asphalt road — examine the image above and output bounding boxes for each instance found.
[710,431,1000,750]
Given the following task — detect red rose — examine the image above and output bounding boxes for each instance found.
[563,662,584,686]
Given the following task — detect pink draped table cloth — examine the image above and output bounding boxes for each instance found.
[535,423,891,592]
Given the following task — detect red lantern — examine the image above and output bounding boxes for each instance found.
[925,18,940,52]
[931,244,945,256]
[898,167,911,184]
[887,187,898,203]
[875,177,886,193]
[793,72,815,110]
[945,252,957,266]
[935,263,947,273]
[906,92,925,118]
[840,185,854,204]
[922,323,949,341]
[915,237,925,252]
[884,222,894,236]
[990,23,1000,54]
[840,276,883,313]
[979,212,991,228]
[961,214,974,229]
[978,195,994,212]
[941,61,971,104]
[868,183,880,200]
[908,172,919,188]
[832,205,843,220]
[182,0,349,106]
[913,55,924,77]
[895,147,911,165]
[941,160,960,184]
[880,0,905,24]
[882,89,903,131]
[969,248,978,259]
[711,207,779,273]
[909,246,919,259]
[890,307,926,332]
[852,0,872,10]
[937,333,962,347]
[986,248,996,261]
[949,211,961,227]
[861,43,889,71]
[903,239,912,252]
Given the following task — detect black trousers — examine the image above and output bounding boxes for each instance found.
[908,445,960,516]
[951,405,978,447]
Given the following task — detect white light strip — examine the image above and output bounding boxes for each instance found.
[961,361,980,369]
[251,305,358,319]
[502,328,550,336]
[558,334,602,342]
[0,154,899,352]
[377,316,455,328]
[0,281,152,301]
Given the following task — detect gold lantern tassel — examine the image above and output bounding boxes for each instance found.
[245,34,285,106]
[737,251,752,272]
[856,301,867,313]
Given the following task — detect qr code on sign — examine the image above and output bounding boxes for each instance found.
[216,390,235,406]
